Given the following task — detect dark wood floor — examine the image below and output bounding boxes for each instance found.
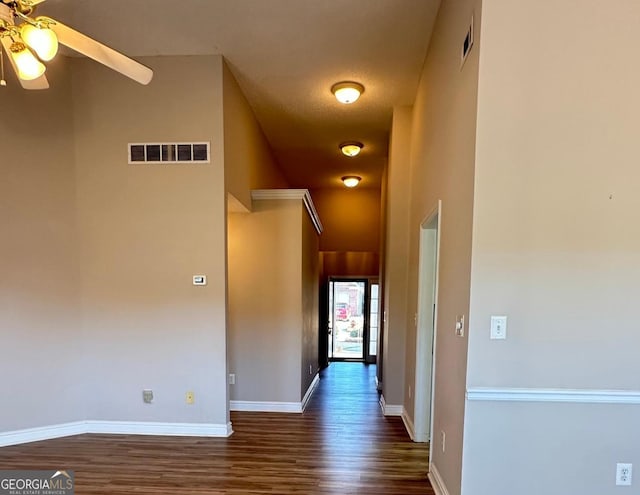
[0,363,433,494]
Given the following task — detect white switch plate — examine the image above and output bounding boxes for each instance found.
[193,275,207,286]
[490,316,507,339]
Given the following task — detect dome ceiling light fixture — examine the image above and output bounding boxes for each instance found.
[331,81,364,104]
[341,176,362,188]
[339,141,363,157]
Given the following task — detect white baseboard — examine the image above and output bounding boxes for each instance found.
[230,400,303,413]
[0,420,232,447]
[86,420,233,437]
[401,407,415,440]
[301,373,320,411]
[379,394,403,416]
[231,373,320,414]
[0,421,86,447]
[375,376,382,391]
[428,462,451,495]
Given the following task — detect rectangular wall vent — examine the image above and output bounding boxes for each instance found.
[128,142,210,164]
[461,16,474,68]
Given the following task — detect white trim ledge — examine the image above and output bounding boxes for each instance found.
[466,387,640,404]
[0,420,232,447]
[251,189,323,234]
[428,463,451,495]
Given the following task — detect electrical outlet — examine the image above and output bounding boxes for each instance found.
[490,315,507,339]
[186,391,195,405]
[229,373,236,385]
[441,431,446,453]
[142,389,153,404]
[616,463,632,486]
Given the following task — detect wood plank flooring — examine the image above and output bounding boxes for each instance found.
[0,363,433,494]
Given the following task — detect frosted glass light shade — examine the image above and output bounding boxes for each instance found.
[21,24,58,61]
[10,42,45,80]
[331,81,364,104]
[342,176,361,188]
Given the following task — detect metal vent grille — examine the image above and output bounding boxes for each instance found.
[128,142,210,164]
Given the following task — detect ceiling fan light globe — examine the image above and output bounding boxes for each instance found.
[10,43,46,80]
[21,24,59,61]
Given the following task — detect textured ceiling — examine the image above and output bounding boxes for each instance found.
[42,0,440,189]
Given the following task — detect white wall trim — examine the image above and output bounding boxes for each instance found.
[379,394,403,416]
[401,407,415,441]
[251,189,323,234]
[428,463,451,495]
[301,373,320,411]
[466,387,640,404]
[0,420,232,447]
[230,400,303,413]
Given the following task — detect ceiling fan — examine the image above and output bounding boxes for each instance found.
[0,0,153,89]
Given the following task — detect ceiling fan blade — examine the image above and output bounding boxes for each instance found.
[0,36,49,89]
[49,20,153,85]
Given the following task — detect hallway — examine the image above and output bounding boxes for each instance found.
[0,363,433,494]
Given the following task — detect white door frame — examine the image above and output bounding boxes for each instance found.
[413,200,441,443]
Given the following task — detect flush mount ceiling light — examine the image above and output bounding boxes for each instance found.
[331,81,364,104]
[339,141,363,157]
[342,176,362,188]
[0,0,152,90]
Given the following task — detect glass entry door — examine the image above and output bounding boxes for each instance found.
[328,279,367,360]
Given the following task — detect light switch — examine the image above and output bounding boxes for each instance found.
[490,315,507,339]
[455,315,465,337]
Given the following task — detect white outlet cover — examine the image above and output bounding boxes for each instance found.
[616,463,632,486]
[490,315,507,339]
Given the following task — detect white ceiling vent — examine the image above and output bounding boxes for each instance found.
[128,142,210,164]
[461,16,474,68]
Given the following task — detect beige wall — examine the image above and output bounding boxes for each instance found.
[463,1,640,493]
[0,60,84,432]
[399,0,481,493]
[311,188,380,254]
[227,200,303,403]
[301,208,320,395]
[72,55,229,426]
[222,61,288,210]
[228,197,319,403]
[319,252,379,279]
[382,106,413,406]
